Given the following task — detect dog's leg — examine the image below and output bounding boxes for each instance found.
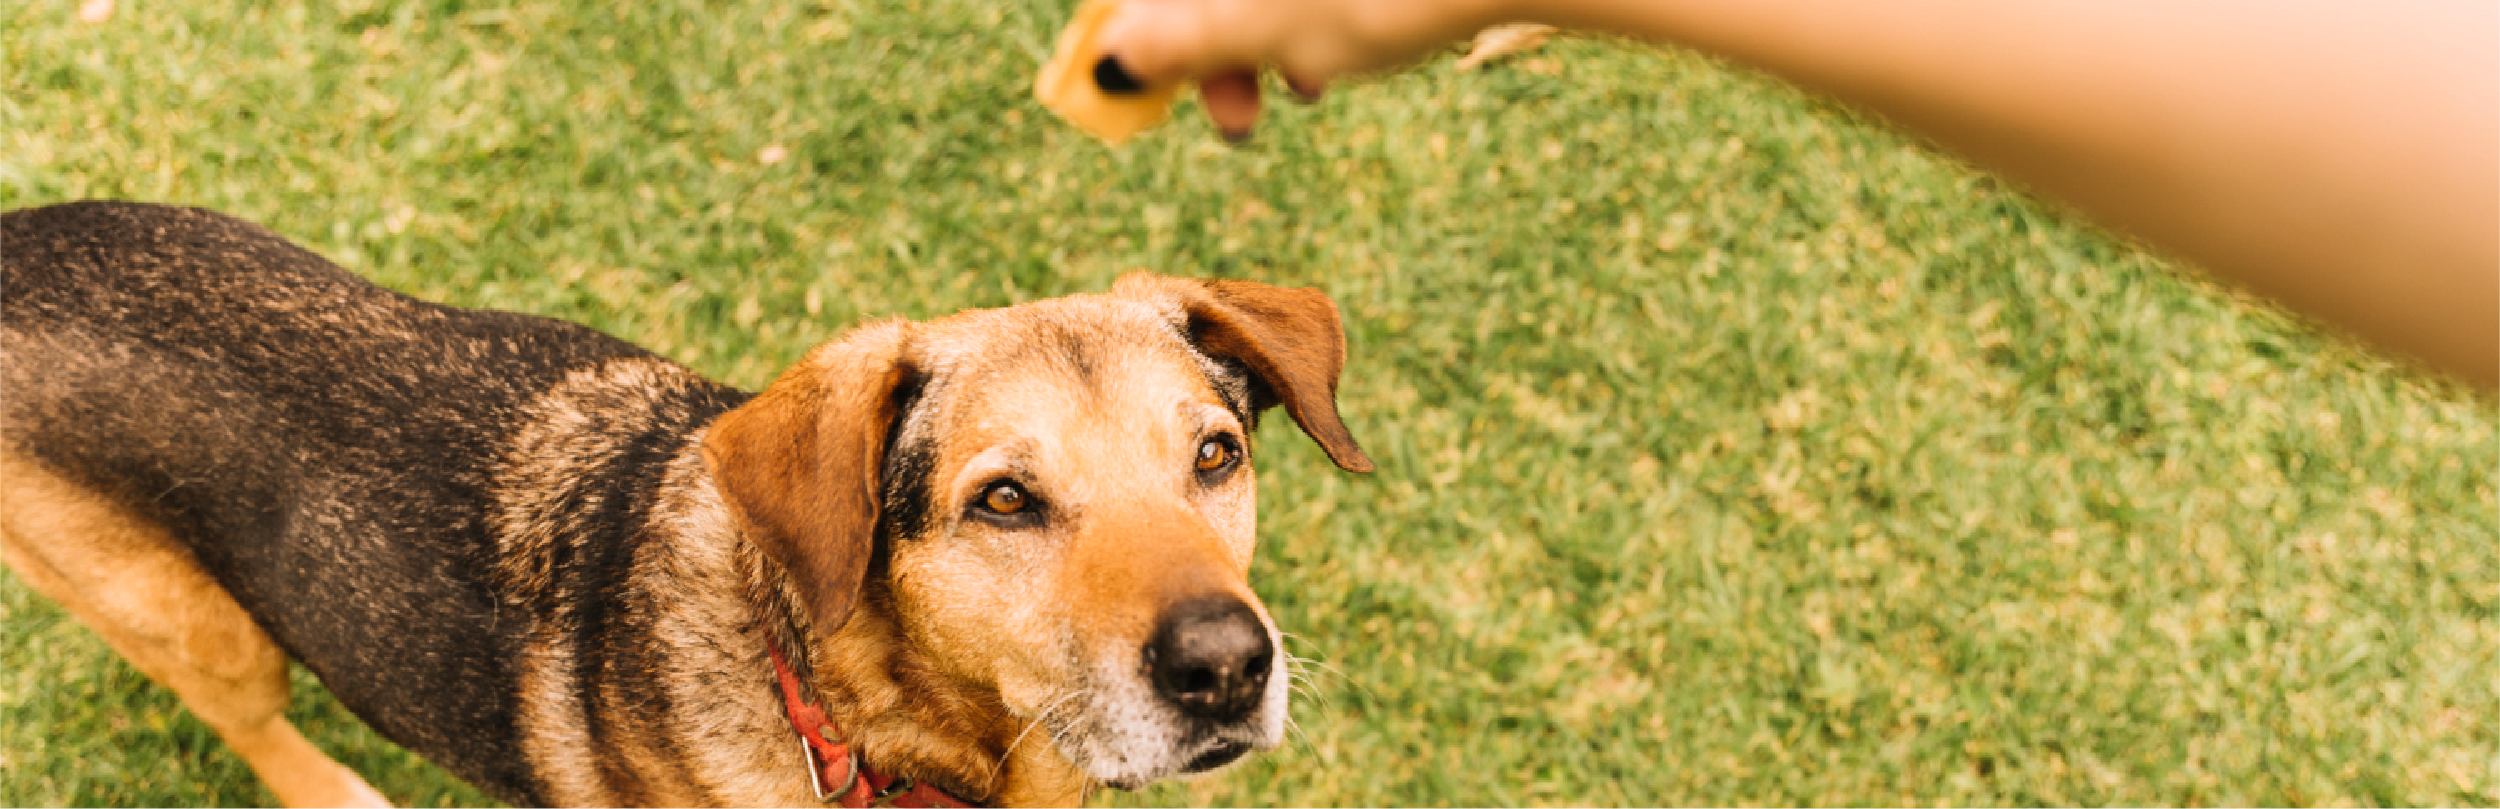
[0,458,391,809]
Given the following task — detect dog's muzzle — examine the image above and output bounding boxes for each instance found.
[1062,592,1283,788]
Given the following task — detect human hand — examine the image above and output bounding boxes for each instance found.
[1093,0,1514,139]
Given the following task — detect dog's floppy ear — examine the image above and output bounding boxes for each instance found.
[702,321,916,634]
[1125,274,1375,473]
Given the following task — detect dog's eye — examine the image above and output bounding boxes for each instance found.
[980,482,1028,515]
[1193,436,1243,484]
[1195,438,1234,471]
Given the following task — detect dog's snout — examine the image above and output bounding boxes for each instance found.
[1146,596,1273,720]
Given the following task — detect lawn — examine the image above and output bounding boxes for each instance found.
[4,0,2496,805]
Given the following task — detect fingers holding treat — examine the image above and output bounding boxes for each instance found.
[1040,0,1306,144]
[1035,0,1184,144]
[1038,0,1493,144]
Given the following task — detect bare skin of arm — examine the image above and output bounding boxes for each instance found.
[1100,0,2500,390]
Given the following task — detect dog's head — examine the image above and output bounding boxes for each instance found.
[701,274,1371,796]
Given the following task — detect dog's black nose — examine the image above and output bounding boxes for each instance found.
[1146,596,1273,721]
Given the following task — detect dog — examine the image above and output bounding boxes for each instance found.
[0,201,1374,807]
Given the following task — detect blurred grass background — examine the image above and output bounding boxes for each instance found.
[4,0,2495,805]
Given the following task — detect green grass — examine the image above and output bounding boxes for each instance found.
[4,0,2495,805]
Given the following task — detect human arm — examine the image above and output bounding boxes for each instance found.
[1097,0,2500,388]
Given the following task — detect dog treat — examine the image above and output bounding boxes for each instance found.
[1035,0,1181,145]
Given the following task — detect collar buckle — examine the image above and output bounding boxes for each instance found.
[770,639,976,808]
[798,733,859,803]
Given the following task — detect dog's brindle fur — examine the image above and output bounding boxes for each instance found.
[0,202,1372,807]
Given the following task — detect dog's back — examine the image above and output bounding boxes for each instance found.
[0,201,735,801]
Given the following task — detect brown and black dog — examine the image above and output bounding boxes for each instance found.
[0,201,1373,807]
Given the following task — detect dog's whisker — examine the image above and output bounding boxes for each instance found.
[1281,647,1372,701]
[1040,719,1110,804]
[984,690,1082,796]
[1045,769,1095,804]
[1277,631,1334,656]
[1282,653,1349,707]
[1285,652,1355,685]
[1041,711,1083,757]
[1280,714,1320,755]
[1279,644,1334,674]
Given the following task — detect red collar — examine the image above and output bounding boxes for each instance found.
[767,640,977,808]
